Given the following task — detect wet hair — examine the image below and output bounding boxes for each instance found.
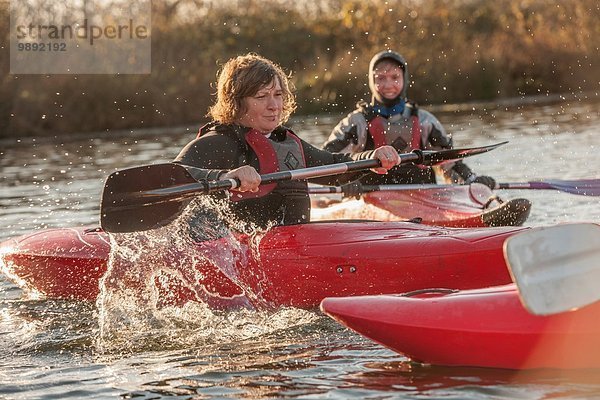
[208,53,296,124]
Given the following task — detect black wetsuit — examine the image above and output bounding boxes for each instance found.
[174,124,377,229]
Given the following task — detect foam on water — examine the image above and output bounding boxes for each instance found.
[96,196,317,354]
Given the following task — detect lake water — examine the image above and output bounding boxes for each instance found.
[1,97,599,399]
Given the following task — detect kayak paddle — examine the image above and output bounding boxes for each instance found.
[309,178,600,197]
[100,141,506,233]
[309,183,447,195]
[504,223,600,316]
[496,179,600,196]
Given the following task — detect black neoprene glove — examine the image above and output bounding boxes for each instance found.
[473,175,496,190]
[341,181,364,199]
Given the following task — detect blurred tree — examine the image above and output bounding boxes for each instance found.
[2,0,599,138]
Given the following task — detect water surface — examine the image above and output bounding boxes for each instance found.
[1,97,599,399]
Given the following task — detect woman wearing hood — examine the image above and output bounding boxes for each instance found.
[323,50,496,189]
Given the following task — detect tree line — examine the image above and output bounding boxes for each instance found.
[1,0,598,138]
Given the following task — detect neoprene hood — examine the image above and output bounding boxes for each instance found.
[368,50,409,105]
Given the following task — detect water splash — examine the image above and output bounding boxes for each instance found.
[95,196,315,353]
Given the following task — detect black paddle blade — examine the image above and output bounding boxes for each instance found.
[100,163,201,233]
[420,141,507,165]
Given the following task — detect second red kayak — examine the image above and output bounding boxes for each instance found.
[311,183,531,228]
[321,284,600,370]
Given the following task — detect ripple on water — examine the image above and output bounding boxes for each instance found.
[1,98,600,399]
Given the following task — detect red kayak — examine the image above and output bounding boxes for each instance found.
[0,221,523,309]
[321,284,600,370]
[311,183,531,228]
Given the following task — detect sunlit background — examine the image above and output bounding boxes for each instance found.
[1,1,599,398]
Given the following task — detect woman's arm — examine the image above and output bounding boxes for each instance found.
[302,139,396,185]
[173,134,245,181]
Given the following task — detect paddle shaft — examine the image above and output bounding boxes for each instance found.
[212,157,397,192]
[141,154,419,199]
[496,179,600,196]
[309,178,600,197]
[310,183,449,194]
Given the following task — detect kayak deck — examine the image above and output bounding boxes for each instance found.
[311,183,531,228]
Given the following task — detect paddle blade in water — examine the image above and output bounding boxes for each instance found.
[504,223,600,316]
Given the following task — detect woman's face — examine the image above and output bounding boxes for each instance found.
[373,64,404,100]
[237,78,283,134]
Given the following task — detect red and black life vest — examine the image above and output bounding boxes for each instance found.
[197,124,306,201]
[366,104,422,151]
